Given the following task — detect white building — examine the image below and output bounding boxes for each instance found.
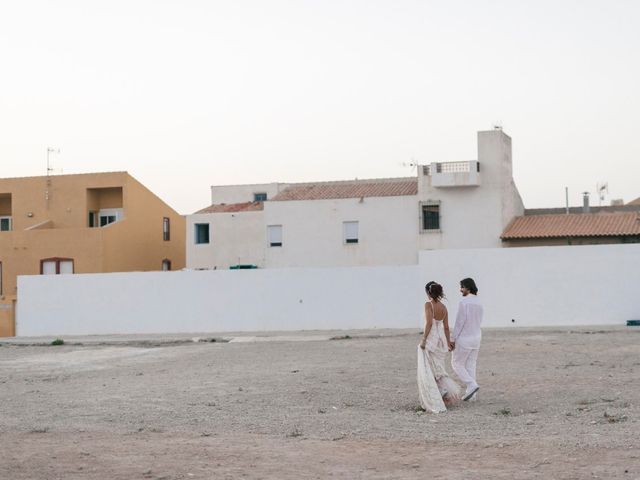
[187,129,524,269]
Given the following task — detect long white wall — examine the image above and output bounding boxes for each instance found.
[16,244,640,336]
[419,244,640,327]
[16,266,422,336]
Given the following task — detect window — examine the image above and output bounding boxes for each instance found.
[267,225,282,247]
[343,221,359,244]
[98,208,123,227]
[162,259,172,271]
[254,192,267,202]
[195,223,210,244]
[422,203,440,230]
[40,258,74,275]
[0,216,11,232]
[100,215,116,227]
[163,217,170,241]
[88,211,98,227]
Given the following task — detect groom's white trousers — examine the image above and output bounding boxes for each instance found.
[452,346,479,390]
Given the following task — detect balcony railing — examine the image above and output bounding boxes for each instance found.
[423,161,480,176]
[422,161,480,187]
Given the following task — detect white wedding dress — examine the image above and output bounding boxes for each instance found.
[417,303,461,413]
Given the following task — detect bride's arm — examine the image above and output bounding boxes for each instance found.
[420,303,433,349]
[443,308,453,350]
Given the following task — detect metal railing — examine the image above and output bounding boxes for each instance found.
[423,161,479,176]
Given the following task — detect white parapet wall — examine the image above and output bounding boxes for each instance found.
[419,244,640,327]
[16,266,422,336]
[16,244,640,336]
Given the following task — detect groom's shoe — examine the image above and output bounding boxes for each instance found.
[463,386,479,401]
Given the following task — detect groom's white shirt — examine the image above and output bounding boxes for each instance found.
[452,294,483,349]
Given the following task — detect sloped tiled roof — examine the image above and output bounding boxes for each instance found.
[195,202,264,214]
[271,178,417,201]
[628,197,640,206]
[501,212,640,239]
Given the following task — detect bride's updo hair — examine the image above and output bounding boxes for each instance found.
[425,281,444,301]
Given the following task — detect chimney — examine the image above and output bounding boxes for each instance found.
[582,192,590,213]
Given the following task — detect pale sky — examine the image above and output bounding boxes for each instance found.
[1,0,638,214]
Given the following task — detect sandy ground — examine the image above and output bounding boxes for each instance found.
[0,327,638,479]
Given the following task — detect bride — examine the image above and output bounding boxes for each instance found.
[417,281,461,413]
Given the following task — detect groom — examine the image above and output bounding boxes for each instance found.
[450,277,483,401]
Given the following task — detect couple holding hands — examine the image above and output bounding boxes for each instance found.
[417,278,483,413]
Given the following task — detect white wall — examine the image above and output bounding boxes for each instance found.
[417,129,524,250]
[17,266,421,336]
[17,244,640,336]
[186,195,420,269]
[187,194,421,269]
[264,195,419,267]
[210,183,288,204]
[187,211,265,269]
[419,244,640,327]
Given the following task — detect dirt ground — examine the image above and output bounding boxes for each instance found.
[0,327,638,479]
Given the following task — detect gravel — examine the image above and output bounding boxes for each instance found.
[0,326,638,479]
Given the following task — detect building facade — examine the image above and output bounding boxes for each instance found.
[0,171,185,336]
[187,129,524,270]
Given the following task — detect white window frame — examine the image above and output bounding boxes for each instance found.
[98,208,123,227]
[267,225,283,247]
[343,221,359,244]
[0,216,12,232]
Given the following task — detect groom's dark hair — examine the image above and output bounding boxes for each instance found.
[460,278,478,295]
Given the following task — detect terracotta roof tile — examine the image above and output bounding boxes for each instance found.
[501,212,640,239]
[195,202,264,214]
[271,178,417,201]
[628,196,640,206]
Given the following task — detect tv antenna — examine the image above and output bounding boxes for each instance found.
[400,157,419,173]
[596,182,608,206]
[46,147,61,176]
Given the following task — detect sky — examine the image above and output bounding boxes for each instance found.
[1,0,638,214]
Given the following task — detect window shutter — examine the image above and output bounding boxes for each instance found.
[343,221,359,243]
[42,261,57,275]
[59,261,74,274]
[268,225,283,247]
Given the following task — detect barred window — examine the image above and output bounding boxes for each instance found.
[422,204,440,230]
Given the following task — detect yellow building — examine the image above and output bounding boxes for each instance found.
[0,172,185,336]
